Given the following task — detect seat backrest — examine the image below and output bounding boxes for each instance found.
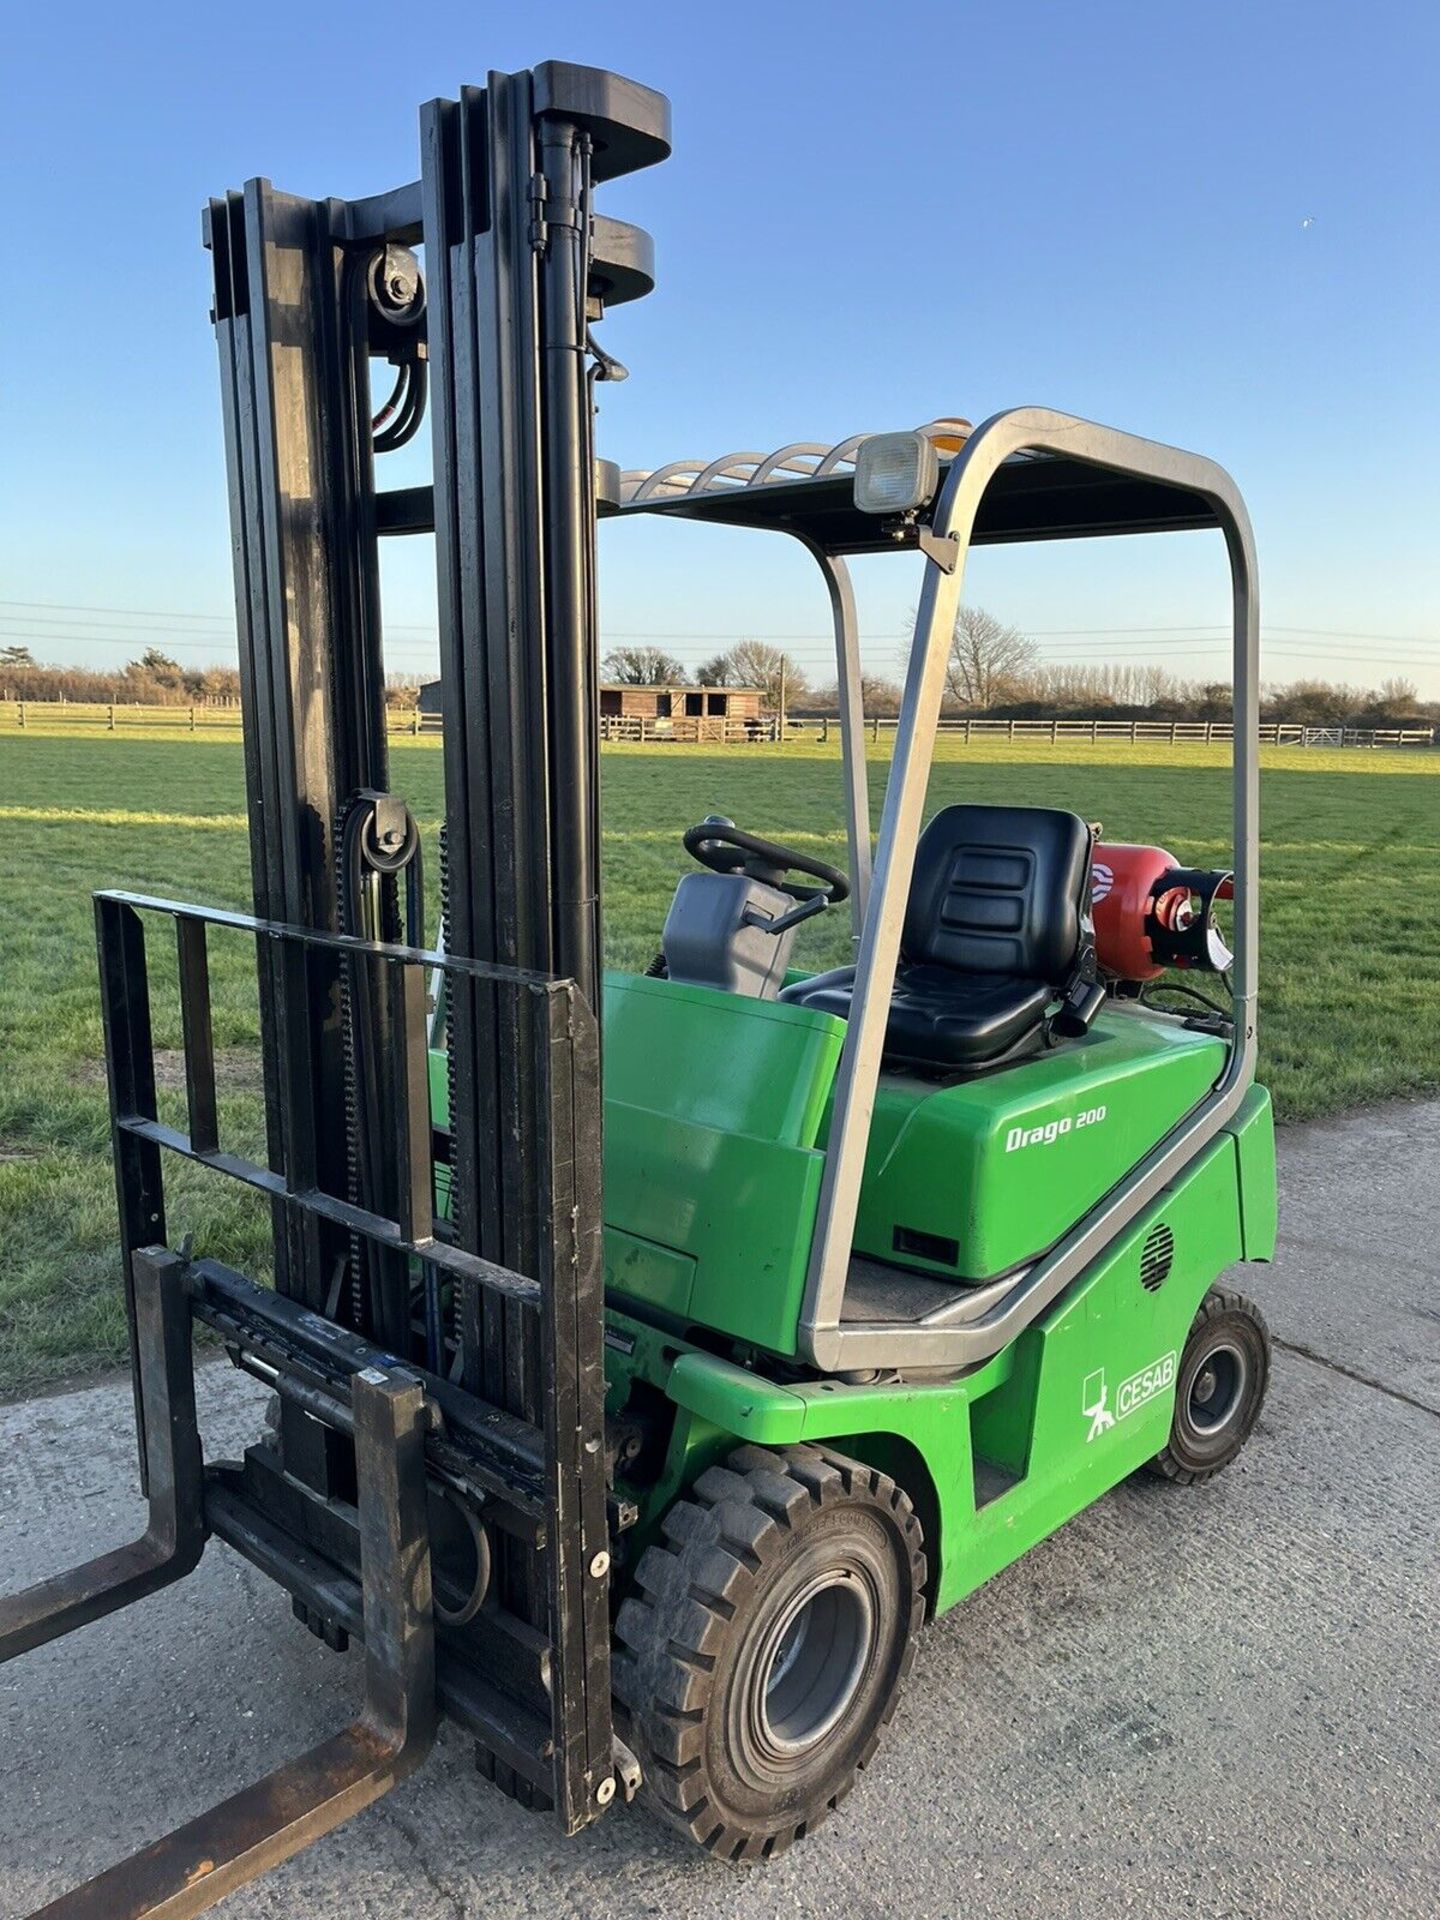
[901,804,1092,983]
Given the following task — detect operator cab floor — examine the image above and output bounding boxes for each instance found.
[840,1254,970,1325]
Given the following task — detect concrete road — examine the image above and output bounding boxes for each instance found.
[2,1100,1436,1920]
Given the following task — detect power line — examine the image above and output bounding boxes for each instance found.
[3,601,1436,684]
[0,598,236,623]
[1268,625,1440,644]
[7,632,1436,675]
[0,600,439,638]
[558,622,1440,648]
[5,597,1439,657]
[0,626,439,660]
[4,600,1438,648]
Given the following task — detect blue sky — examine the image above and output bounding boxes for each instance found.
[4,0,1437,694]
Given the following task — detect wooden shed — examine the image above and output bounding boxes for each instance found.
[598,684,769,741]
[416,680,772,741]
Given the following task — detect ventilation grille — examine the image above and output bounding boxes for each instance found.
[1140,1222,1175,1292]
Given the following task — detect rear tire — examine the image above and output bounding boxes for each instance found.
[1146,1285,1270,1484]
[614,1443,926,1860]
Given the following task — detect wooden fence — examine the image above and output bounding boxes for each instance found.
[0,700,444,737]
[790,716,1439,750]
[1,700,1433,751]
[599,714,782,743]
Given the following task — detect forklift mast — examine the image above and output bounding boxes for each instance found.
[0,61,670,1917]
[204,59,669,1813]
[207,62,666,1290]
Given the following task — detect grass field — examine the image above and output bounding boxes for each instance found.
[3,730,1438,1393]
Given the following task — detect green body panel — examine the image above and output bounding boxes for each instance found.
[598,973,844,1353]
[596,983,1234,1351]
[428,967,842,1143]
[433,981,1260,1358]
[1232,1083,1278,1258]
[604,1224,695,1319]
[429,973,843,1352]
[841,1010,1227,1282]
[601,1103,826,1348]
[604,972,844,1142]
[431,965,1277,1615]
[614,1101,1270,1614]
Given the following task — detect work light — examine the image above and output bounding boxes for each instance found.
[853,430,939,516]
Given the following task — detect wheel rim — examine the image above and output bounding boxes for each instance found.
[753,1571,875,1758]
[1188,1340,1247,1435]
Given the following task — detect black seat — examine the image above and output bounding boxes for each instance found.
[779,804,1094,1071]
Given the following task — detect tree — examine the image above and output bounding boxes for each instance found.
[602,645,689,685]
[1378,676,1419,713]
[942,605,1038,709]
[692,641,808,714]
[0,644,35,667]
[858,674,903,716]
[127,647,187,690]
[197,666,242,703]
[798,673,901,717]
[1259,679,1367,727]
[1194,681,1233,722]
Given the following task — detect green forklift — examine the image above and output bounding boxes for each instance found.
[565,411,1275,1854]
[0,59,1273,1913]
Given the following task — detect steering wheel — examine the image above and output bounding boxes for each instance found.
[683,818,850,904]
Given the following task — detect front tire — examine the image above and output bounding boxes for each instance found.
[1147,1285,1271,1484]
[614,1443,926,1860]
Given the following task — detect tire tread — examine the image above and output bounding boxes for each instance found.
[613,1441,926,1858]
[1147,1284,1271,1485]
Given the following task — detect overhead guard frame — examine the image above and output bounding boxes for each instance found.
[616,406,1259,1374]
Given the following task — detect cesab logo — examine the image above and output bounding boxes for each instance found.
[1117,1351,1176,1417]
[1091,861,1115,906]
[1082,1351,1177,1442]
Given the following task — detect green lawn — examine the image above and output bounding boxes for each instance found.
[2,730,1438,1393]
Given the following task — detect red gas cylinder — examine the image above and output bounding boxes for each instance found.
[1092,843,1235,980]
[1091,843,1175,980]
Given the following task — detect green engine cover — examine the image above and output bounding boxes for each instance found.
[600,972,844,1354]
[429,971,844,1355]
[842,1010,1227,1283]
[432,974,1241,1361]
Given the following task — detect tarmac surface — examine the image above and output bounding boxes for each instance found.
[2,1098,1437,1919]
